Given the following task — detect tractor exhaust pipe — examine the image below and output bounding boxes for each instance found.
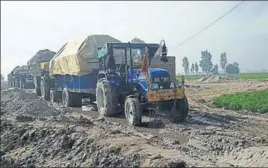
[160,40,168,62]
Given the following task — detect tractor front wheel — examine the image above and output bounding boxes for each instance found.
[124,97,142,126]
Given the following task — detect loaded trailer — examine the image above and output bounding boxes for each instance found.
[8,65,34,89]
[27,49,56,96]
[48,35,121,105]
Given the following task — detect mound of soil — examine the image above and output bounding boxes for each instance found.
[0,88,188,167]
[1,88,61,121]
[198,75,233,83]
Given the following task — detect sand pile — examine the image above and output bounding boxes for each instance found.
[198,75,233,83]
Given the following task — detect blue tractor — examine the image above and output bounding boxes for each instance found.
[96,42,189,126]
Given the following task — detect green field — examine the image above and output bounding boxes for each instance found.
[177,72,268,81]
[213,89,268,113]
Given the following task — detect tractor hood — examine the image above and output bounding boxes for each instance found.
[148,68,169,77]
[131,68,169,92]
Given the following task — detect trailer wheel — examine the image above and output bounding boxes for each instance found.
[19,80,23,89]
[35,87,41,96]
[124,97,142,126]
[50,90,56,103]
[62,88,82,107]
[170,98,189,122]
[62,88,70,107]
[96,80,117,117]
[41,84,50,100]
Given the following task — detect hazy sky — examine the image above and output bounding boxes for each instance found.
[1,1,268,77]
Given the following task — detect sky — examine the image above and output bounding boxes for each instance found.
[1,1,268,78]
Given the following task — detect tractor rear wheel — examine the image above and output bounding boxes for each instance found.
[124,97,142,126]
[170,98,189,122]
[96,80,117,117]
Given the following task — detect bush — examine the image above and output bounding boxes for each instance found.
[213,89,268,113]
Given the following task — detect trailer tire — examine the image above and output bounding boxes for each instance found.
[62,88,71,107]
[170,98,189,122]
[41,85,50,100]
[124,97,142,126]
[50,90,56,103]
[96,80,117,117]
[62,88,82,107]
[35,87,41,96]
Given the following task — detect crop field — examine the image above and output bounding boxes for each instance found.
[213,89,268,113]
[230,72,268,79]
[178,72,268,81]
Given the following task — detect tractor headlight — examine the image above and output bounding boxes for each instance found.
[150,83,159,90]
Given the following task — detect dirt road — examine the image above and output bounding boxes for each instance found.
[1,79,268,167]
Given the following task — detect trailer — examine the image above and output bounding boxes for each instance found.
[27,49,56,96]
[8,65,34,89]
[8,66,20,87]
[48,35,121,106]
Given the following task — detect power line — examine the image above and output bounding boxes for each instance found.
[174,1,245,48]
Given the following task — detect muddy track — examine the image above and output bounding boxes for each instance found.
[1,86,268,167]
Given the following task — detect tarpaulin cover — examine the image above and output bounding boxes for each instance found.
[49,35,121,76]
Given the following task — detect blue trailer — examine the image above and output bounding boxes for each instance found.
[50,72,98,107]
[48,35,121,106]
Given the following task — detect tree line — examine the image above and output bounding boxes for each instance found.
[182,50,240,75]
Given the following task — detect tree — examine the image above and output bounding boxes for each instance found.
[190,63,195,74]
[194,62,199,74]
[199,50,213,73]
[220,52,228,73]
[211,64,219,75]
[182,57,189,75]
[226,62,240,74]
[1,74,4,81]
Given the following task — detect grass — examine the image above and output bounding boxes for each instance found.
[213,89,268,113]
[177,72,268,81]
[228,73,268,79]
